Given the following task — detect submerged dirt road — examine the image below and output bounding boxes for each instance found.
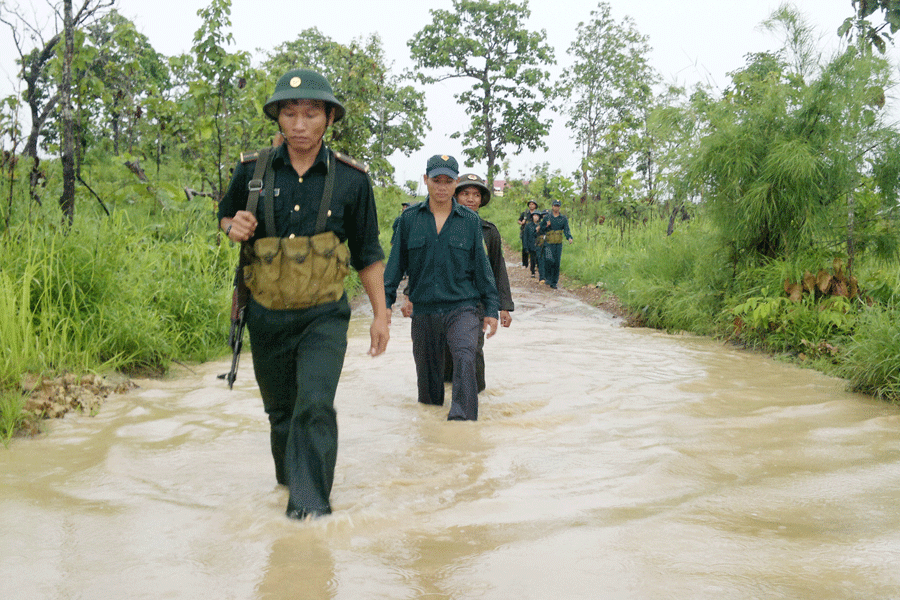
[2,256,900,600]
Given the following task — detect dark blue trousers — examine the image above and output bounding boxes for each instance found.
[411,306,481,420]
[544,243,563,287]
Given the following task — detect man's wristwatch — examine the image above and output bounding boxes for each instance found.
[225,224,233,237]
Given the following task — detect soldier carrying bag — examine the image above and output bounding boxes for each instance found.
[545,230,565,244]
[242,147,350,310]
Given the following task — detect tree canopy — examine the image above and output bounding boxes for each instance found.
[408,0,555,185]
[265,29,429,185]
[558,2,658,206]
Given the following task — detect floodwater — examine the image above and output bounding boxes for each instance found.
[2,278,900,600]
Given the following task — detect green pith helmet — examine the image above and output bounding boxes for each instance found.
[263,69,346,122]
[456,173,491,207]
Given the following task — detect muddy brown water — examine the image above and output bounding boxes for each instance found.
[2,276,900,599]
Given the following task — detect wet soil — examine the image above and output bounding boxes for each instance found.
[17,373,137,436]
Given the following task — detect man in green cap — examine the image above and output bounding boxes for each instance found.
[384,155,499,421]
[217,68,389,520]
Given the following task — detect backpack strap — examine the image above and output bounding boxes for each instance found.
[314,150,336,235]
[245,146,274,222]
[262,149,277,239]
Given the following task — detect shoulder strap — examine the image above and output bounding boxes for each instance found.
[333,150,369,173]
[314,150,336,234]
[262,149,277,239]
[246,146,274,221]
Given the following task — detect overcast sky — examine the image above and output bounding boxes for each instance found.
[1,0,893,185]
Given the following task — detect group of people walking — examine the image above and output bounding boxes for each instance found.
[216,67,571,521]
[519,199,574,289]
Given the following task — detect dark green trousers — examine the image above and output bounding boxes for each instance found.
[247,295,350,516]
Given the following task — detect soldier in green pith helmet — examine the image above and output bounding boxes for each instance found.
[217,68,389,521]
[446,173,513,392]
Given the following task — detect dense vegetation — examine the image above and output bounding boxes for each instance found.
[2,0,900,441]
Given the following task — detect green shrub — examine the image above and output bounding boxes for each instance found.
[840,305,900,401]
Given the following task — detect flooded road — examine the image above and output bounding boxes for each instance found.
[2,277,900,599]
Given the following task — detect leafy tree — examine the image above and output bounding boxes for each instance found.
[265,28,429,184]
[84,10,170,156]
[408,0,555,185]
[836,0,900,273]
[645,84,714,234]
[0,0,113,207]
[168,0,252,199]
[839,0,900,53]
[0,94,23,228]
[559,2,657,205]
[693,8,900,271]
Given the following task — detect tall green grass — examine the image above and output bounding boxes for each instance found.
[0,389,25,445]
[1,201,236,378]
[840,305,900,401]
[562,217,730,334]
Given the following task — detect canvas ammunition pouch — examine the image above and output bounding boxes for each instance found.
[239,145,345,310]
[546,230,564,244]
[243,232,349,309]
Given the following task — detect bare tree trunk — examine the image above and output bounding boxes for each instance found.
[847,188,855,277]
[59,0,76,226]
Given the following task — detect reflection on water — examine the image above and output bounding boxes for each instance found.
[2,276,900,599]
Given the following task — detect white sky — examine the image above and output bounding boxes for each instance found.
[1,0,894,185]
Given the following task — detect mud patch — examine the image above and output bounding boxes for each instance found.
[18,373,138,434]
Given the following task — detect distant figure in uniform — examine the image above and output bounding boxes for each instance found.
[540,200,574,289]
[384,155,499,421]
[442,173,513,392]
[521,208,542,279]
[217,68,389,520]
[391,201,412,240]
[518,200,539,268]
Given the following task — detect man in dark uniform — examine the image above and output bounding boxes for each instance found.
[540,200,574,289]
[384,155,499,421]
[521,209,543,279]
[451,173,513,392]
[518,200,539,267]
[217,68,389,520]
